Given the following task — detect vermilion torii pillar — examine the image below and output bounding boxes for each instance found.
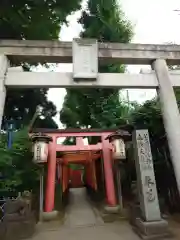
[101,135,117,206]
[45,137,56,212]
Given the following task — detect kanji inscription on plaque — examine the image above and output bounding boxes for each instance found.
[72,38,98,80]
[137,132,153,170]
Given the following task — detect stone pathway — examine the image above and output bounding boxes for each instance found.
[32,222,140,240]
[64,188,103,227]
[30,188,180,240]
[31,187,140,240]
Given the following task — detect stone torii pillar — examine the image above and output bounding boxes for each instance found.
[153,59,180,194]
[0,55,9,129]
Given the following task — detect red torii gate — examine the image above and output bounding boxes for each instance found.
[31,128,118,212]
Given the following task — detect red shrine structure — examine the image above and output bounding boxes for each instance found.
[30,128,130,214]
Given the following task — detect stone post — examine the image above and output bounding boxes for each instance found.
[0,55,8,129]
[132,129,170,239]
[153,59,180,194]
[133,129,160,221]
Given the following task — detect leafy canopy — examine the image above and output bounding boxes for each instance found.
[0,128,39,192]
[0,0,81,193]
[60,0,133,129]
[0,0,81,129]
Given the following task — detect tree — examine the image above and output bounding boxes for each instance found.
[0,0,81,129]
[0,128,39,193]
[60,0,133,129]
[0,0,81,40]
[130,85,180,212]
[0,0,83,195]
[130,64,180,142]
[4,88,59,129]
[131,99,164,141]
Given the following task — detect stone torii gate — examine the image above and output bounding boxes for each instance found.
[1,39,180,236]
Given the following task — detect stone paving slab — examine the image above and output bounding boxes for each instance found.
[31,222,140,240]
[29,188,180,240]
[30,188,140,240]
[64,188,103,227]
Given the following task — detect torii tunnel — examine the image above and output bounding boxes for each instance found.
[31,128,123,213]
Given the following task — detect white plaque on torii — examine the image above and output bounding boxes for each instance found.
[72,38,98,81]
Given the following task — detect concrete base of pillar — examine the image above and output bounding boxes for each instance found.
[134,218,172,240]
[104,205,120,214]
[100,205,127,222]
[41,211,59,221]
[129,203,141,226]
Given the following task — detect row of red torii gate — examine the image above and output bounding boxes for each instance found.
[30,127,130,213]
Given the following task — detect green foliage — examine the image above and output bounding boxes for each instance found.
[0,0,81,40]
[130,65,180,142]
[0,128,40,192]
[60,0,133,129]
[69,164,83,170]
[79,0,132,43]
[128,67,180,212]
[130,99,164,141]
[0,0,81,129]
[0,1,83,194]
[4,88,58,129]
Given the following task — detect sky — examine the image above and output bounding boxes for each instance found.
[45,0,180,127]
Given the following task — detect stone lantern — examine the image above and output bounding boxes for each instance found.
[31,133,52,164]
[106,130,131,160]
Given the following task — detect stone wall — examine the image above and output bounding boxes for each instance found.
[0,199,36,240]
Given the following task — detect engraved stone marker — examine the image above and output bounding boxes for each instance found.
[132,129,161,222]
[73,38,98,80]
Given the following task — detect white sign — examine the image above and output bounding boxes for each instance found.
[73,38,98,80]
[33,141,49,163]
[112,138,126,159]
